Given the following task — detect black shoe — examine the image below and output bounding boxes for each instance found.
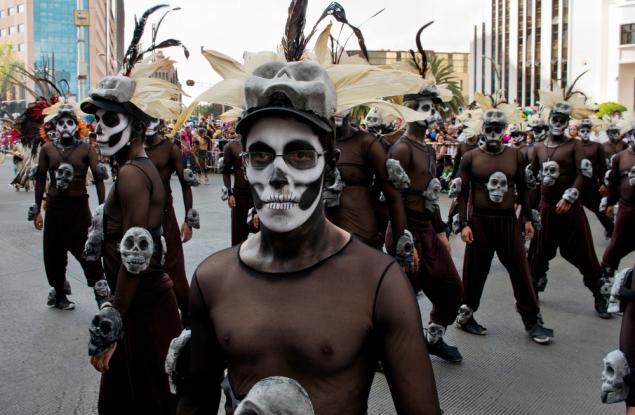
[534,277,548,292]
[55,296,75,310]
[63,280,72,295]
[526,323,554,344]
[46,288,56,308]
[594,295,612,319]
[457,316,487,335]
[427,338,463,363]
[605,228,613,239]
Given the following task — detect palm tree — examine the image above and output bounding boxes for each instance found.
[428,53,464,117]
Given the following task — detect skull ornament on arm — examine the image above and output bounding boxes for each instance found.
[562,187,580,204]
[385,158,411,191]
[55,162,74,190]
[185,208,200,229]
[88,306,124,356]
[83,204,105,262]
[486,171,508,203]
[395,230,415,268]
[322,166,345,208]
[119,227,154,274]
[525,164,538,190]
[183,168,199,187]
[423,178,442,213]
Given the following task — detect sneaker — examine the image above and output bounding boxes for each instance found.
[55,296,75,310]
[427,338,463,363]
[526,323,554,344]
[46,288,56,308]
[457,316,487,335]
[595,295,612,319]
[63,280,72,295]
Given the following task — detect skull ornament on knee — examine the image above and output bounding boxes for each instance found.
[541,161,560,187]
[601,349,631,404]
[55,163,74,190]
[119,227,154,274]
[486,171,508,203]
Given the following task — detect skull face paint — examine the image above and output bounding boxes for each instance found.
[486,171,508,203]
[363,107,382,133]
[244,117,325,233]
[410,97,435,128]
[119,227,154,274]
[94,109,132,157]
[55,116,78,140]
[579,126,592,142]
[145,117,161,136]
[548,113,569,136]
[541,161,560,187]
[55,162,74,190]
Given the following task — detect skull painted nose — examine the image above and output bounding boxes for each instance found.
[269,166,289,189]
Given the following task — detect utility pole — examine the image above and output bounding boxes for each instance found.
[75,0,87,100]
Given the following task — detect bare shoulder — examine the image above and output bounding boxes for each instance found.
[194,246,241,290]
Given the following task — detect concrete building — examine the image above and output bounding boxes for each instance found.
[470,0,635,110]
[151,50,182,103]
[0,0,123,108]
[350,49,470,102]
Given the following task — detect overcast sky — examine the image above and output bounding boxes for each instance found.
[124,1,486,103]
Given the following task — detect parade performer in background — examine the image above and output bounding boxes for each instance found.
[222,134,254,246]
[604,122,627,163]
[31,101,107,310]
[82,6,187,413]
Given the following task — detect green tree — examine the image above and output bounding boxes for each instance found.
[428,53,464,117]
[0,43,24,100]
[596,102,627,119]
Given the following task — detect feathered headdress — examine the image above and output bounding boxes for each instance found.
[172,1,430,135]
[538,71,593,120]
[461,92,521,140]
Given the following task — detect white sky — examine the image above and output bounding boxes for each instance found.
[124,1,487,104]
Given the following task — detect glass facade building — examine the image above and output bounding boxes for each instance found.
[32,0,89,98]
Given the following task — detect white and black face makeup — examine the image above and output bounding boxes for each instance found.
[410,97,435,128]
[608,129,620,142]
[624,130,635,151]
[244,117,326,233]
[532,126,547,142]
[56,116,78,140]
[481,123,504,151]
[145,117,161,136]
[579,127,592,141]
[549,113,569,136]
[94,109,132,157]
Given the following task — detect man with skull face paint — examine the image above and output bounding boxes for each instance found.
[529,101,610,318]
[223,135,254,246]
[604,123,628,163]
[144,117,193,321]
[601,123,635,280]
[457,109,553,343]
[386,85,464,363]
[577,118,614,238]
[80,62,182,411]
[180,60,441,414]
[32,103,107,310]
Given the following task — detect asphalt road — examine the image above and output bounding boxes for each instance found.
[0,161,631,415]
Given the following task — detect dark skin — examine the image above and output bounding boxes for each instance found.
[333,118,417,272]
[91,138,165,372]
[580,138,608,196]
[33,133,105,230]
[222,140,248,209]
[145,133,193,242]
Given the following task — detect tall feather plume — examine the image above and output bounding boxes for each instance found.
[122,4,169,75]
[141,39,189,60]
[564,70,588,101]
[410,21,434,79]
[281,0,308,62]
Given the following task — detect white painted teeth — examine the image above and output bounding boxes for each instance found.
[267,202,294,210]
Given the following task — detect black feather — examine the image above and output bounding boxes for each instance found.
[414,21,434,79]
[141,39,190,60]
[564,70,589,101]
[123,4,169,75]
[281,0,308,62]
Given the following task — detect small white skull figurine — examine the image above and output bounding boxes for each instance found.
[580,159,593,179]
[426,322,445,344]
[563,187,579,204]
[386,158,411,191]
[599,197,608,212]
[186,208,200,229]
[220,186,229,201]
[55,162,74,190]
[456,304,473,325]
[629,166,635,187]
[448,177,462,199]
[525,165,538,190]
[486,171,508,203]
[541,161,560,187]
[395,230,414,267]
[119,227,154,274]
[608,268,631,313]
[452,214,461,234]
[183,168,199,187]
[601,349,631,404]
[423,178,442,212]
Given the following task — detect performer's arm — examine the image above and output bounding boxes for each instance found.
[222,144,234,191]
[457,152,472,226]
[607,153,621,206]
[88,145,105,204]
[368,138,406,245]
[376,262,441,415]
[173,144,193,214]
[452,145,463,179]
[34,146,48,211]
[516,149,531,222]
[620,269,635,408]
[572,140,585,192]
[597,145,608,186]
[177,275,224,415]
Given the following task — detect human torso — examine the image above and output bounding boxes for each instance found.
[196,238,395,414]
[44,140,91,198]
[603,140,627,160]
[146,138,177,189]
[390,136,436,214]
[534,138,580,206]
[335,131,375,187]
[581,141,603,181]
[615,149,635,205]
[466,146,520,211]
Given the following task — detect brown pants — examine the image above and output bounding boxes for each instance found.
[530,203,602,295]
[231,189,253,246]
[581,181,614,236]
[98,275,181,415]
[463,209,540,326]
[387,211,463,326]
[43,195,103,297]
[602,202,635,270]
[163,196,190,316]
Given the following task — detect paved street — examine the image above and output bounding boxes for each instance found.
[0,160,631,415]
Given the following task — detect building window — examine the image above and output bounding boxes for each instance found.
[0,29,6,37]
[17,24,24,32]
[17,43,25,52]
[17,4,24,14]
[8,7,15,16]
[621,24,635,45]
[9,26,16,35]
[0,9,5,18]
